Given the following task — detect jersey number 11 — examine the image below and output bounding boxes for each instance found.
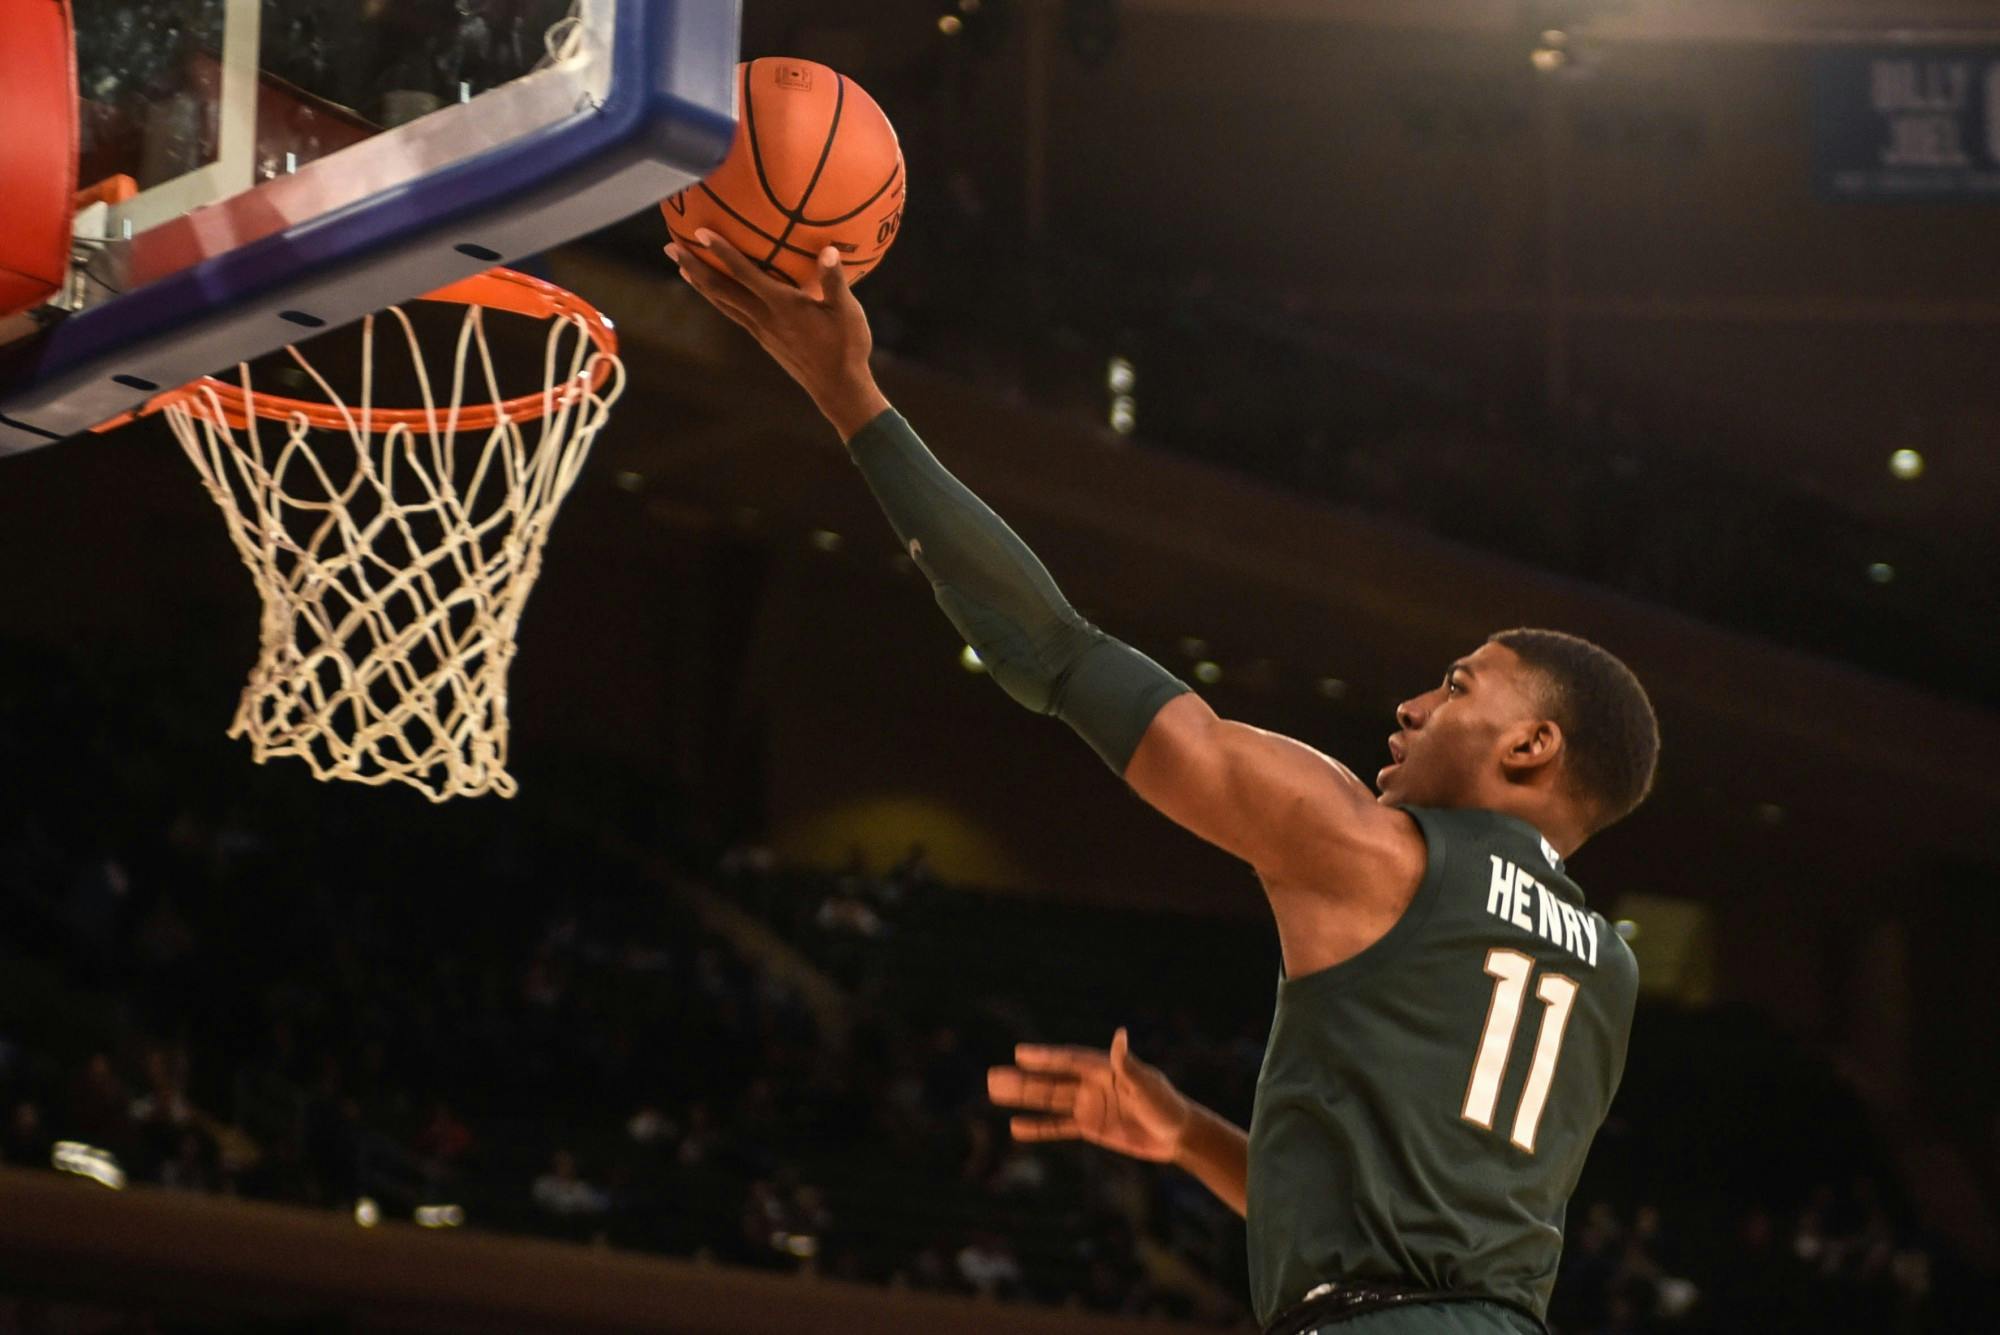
[1461,948,1579,1154]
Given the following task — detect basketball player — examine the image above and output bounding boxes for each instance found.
[667,231,1659,1335]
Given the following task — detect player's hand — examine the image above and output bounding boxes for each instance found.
[986,1027,1191,1164]
[666,229,889,440]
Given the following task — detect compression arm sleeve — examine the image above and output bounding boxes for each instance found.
[845,409,1191,774]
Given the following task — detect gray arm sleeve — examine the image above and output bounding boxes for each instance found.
[845,409,1190,773]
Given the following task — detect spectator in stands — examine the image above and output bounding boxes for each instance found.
[626,1103,675,1149]
[414,1099,474,1170]
[67,1054,134,1162]
[301,1054,360,1205]
[884,842,936,903]
[128,1044,200,1172]
[531,1148,610,1218]
[676,1100,726,1168]
[739,1170,831,1272]
[987,1142,1047,1196]
[814,887,884,939]
[956,1230,1024,1300]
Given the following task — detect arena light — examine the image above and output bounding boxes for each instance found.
[1888,449,1924,480]
[51,1141,125,1190]
[939,14,963,35]
[415,1204,466,1229]
[1109,395,1136,435]
[1192,660,1223,685]
[1866,562,1895,585]
[809,529,844,553]
[1536,28,1568,71]
[1316,676,1349,700]
[959,644,986,673]
[355,1196,382,1228]
[1106,356,1135,395]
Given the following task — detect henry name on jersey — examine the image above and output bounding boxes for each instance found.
[1485,855,1599,967]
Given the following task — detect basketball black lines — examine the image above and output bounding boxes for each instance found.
[794,158,903,229]
[746,59,846,270]
[678,173,897,267]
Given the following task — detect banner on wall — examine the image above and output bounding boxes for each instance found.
[1813,47,2000,200]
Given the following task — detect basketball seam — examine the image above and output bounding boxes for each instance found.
[762,73,848,267]
[743,61,784,223]
[792,157,904,229]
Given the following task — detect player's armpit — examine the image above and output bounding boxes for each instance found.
[1124,693,1422,895]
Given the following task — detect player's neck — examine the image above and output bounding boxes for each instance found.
[1475,787,1585,862]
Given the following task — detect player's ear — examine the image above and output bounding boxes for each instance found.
[1500,718,1563,780]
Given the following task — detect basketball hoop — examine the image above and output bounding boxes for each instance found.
[151,268,625,801]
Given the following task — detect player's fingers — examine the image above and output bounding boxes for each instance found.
[667,231,764,302]
[986,1067,1034,1104]
[987,1068,1077,1112]
[1009,1115,1081,1143]
[692,228,790,302]
[667,245,763,327]
[1013,1043,1110,1074]
[816,246,853,307]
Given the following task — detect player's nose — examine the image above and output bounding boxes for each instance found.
[1395,699,1423,730]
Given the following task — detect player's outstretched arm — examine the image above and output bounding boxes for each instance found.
[988,1028,1248,1218]
[670,231,1188,772]
[669,233,1416,893]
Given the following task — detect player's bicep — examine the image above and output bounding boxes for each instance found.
[1123,693,1387,879]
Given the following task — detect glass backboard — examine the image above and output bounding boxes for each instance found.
[0,0,739,455]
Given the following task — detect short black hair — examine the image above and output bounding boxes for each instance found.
[1488,628,1659,833]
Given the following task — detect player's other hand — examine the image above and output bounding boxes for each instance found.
[666,230,890,440]
[986,1027,1191,1164]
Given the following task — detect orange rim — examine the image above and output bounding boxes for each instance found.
[146,268,619,433]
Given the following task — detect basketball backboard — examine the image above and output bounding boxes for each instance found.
[0,0,739,456]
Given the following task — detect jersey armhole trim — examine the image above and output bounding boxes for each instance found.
[1275,805,1451,999]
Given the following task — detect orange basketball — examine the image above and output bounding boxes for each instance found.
[663,58,905,299]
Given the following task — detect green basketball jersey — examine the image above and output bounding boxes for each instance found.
[1246,805,1639,1329]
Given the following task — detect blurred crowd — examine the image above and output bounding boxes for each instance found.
[0,644,1981,1332]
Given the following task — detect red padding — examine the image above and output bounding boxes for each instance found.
[0,0,79,319]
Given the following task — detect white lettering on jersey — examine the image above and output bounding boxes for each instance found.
[1484,855,1597,967]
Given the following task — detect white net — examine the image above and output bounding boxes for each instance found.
[164,289,625,801]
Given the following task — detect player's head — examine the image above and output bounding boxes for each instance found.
[1377,629,1659,845]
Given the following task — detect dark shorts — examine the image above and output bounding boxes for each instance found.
[1266,1285,1546,1335]
[1300,1301,1543,1335]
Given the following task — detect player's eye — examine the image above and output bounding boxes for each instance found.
[1445,677,1464,695]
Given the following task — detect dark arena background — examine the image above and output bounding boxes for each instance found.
[3,1,2000,1332]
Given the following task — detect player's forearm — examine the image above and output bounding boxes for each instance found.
[1172,1100,1249,1218]
[840,404,1190,773]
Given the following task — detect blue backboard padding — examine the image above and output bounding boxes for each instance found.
[0,0,739,455]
